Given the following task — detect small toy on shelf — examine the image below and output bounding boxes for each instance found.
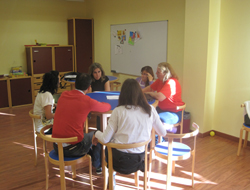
[9,66,28,78]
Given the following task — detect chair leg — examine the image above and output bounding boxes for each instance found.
[88,155,94,190]
[237,127,244,156]
[144,150,148,190]
[134,171,139,188]
[159,136,162,143]
[34,134,38,166]
[109,168,114,190]
[59,164,66,190]
[103,166,108,190]
[148,149,153,185]
[180,125,183,143]
[172,161,175,174]
[244,130,249,148]
[71,164,76,179]
[166,138,174,189]
[191,152,196,188]
[44,155,49,190]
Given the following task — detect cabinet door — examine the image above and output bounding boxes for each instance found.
[74,19,93,73]
[0,80,9,108]
[32,47,53,74]
[10,78,32,106]
[55,46,73,72]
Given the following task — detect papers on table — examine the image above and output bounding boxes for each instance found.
[106,95,119,100]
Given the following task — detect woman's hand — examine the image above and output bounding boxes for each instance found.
[92,134,98,146]
[147,73,153,82]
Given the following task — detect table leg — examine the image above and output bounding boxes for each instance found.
[101,113,111,176]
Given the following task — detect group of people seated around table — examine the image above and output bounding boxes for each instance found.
[33,61,185,187]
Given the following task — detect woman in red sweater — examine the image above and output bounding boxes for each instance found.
[142,62,184,132]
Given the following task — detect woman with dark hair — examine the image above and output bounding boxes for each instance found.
[33,70,60,133]
[92,79,166,175]
[136,66,154,89]
[88,62,110,92]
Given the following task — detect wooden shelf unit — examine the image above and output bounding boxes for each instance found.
[25,45,74,103]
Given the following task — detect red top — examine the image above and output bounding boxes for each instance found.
[52,90,111,144]
[151,78,184,112]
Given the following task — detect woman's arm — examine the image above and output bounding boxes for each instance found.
[87,86,92,93]
[151,106,167,136]
[94,109,118,144]
[44,105,54,120]
[105,80,110,91]
[142,85,153,93]
[146,91,166,101]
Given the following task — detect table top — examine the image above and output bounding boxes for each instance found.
[107,76,118,82]
[63,75,118,83]
[86,91,157,111]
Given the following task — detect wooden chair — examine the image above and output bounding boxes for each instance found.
[100,139,151,190]
[158,103,186,143]
[40,125,93,190]
[110,81,121,91]
[148,122,199,189]
[237,103,250,156]
[29,109,41,166]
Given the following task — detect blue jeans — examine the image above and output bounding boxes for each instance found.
[53,131,101,168]
[155,107,182,142]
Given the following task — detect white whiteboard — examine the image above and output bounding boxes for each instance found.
[110,21,168,76]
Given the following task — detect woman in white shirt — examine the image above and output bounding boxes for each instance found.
[93,78,167,174]
[33,71,60,133]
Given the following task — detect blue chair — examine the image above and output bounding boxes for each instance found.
[148,122,199,189]
[40,125,93,190]
[237,103,250,156]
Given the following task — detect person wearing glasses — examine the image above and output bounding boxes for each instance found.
[136,66,154,89]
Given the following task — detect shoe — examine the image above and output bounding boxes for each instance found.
[96,167,102,175]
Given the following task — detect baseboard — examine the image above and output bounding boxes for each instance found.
[199,130,250,146]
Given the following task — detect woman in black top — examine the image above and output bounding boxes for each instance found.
[88,62,110,92]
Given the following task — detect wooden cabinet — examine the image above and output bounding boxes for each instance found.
[0,78,9,108]
[68,18,94,73]
[10,77,32,106]
[26,47,53,75]
[0,77,32,108]
[25,45,74,102]
[26,45,74,75]
[54,46,74,72]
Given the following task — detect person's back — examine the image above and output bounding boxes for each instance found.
[33,70,60,133]
[108,105,161,153]
[52,73,111,174]
[52,90,99,143]
[93,79,167,176]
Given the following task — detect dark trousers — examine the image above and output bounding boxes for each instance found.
[105,147,145,174]
[53,131,102,168]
